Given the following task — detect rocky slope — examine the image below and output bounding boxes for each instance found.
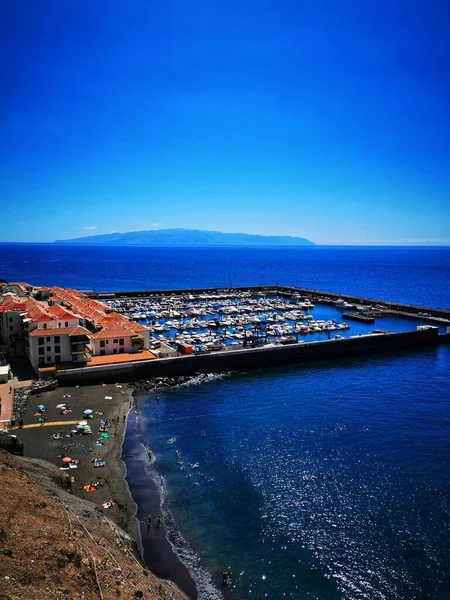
[0,449,188,600]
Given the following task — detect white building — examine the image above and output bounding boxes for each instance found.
[27,326,92,370]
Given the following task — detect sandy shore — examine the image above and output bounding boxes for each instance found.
[16,381,197,599]
[17,383,139,538]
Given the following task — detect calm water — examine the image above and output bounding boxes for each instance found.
[1,244,450,598]
[1,244,449,308]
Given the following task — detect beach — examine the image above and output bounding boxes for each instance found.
[15,381,197,599]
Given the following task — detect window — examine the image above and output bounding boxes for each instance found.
[38,338,44,346]
[46,337,50,342]
[46,356,52,362]
[113,339,118,344]
[100,340,105,348]
[43,323,47,329]
[106,340,109,344]
[55,336,60,343]
[46,346,51,352]
[119,347,125,354]
[39,348,44,356]
[65,321,68,327]
[100,349,105,356]
[8,317,13,322]
[58,322,61,328]
[39,358,45,366]
[119,339,124,345]
[113,349,117,354]
[55,345,60,353]
[55,354,61,363]
[9,326,13,331]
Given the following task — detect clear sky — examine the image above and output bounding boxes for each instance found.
[1,0,449,245]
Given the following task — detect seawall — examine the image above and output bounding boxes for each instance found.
[57,327,445,385]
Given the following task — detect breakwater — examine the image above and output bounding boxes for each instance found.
[57,327,447,385]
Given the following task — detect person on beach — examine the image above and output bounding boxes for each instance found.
[222,570,229,585]
[18,417,23,429]
[123,415,126,423]
[156,516,161,528]
[147,514,152,529]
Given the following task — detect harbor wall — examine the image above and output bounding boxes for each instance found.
[88,285,450,321]
[57,327,442,385]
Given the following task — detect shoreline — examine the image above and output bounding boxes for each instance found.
[122,407,198,599]
[16,381,196,599]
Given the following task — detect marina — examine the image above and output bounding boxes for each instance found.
[97,286,449,357]
[54,285,450,383]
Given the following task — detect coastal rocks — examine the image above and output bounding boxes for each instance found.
[12,379,58,418]
[129,372,232,393]
[0,431,24,456]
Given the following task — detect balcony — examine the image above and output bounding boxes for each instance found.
[131,335,145,350]
[70,343,90,354]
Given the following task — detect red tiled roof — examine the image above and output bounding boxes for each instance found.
[90,327,136,340]
[86,350,156,366]
[124,322,149,333]
[47,305,80,320]
[29,326,91,337]
[31,314,56,323]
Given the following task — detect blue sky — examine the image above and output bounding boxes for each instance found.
[1,0,449,244]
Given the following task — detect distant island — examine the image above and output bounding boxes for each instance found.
[55,228,315,247]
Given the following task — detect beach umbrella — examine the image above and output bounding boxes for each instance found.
[82,425,91,430]
[83,409,93,415]
[37,404,45,411]
[79,420,88,426]
[75,424,84,430]
[62,457,72,463]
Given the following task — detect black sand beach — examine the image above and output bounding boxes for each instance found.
[16,382,197,599]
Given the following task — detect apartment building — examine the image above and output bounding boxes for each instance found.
[0,283,152,374]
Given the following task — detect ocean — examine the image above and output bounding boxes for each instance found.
[1,244,449,599]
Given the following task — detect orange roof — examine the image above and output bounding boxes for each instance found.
[31,314,56,323]
[29,326,91,337]
[8,282,31,288]
[47,305,80,320]
[87,350,156,366]
[0,297,28,313]
[91,327,136,340]
[124,322,149,333]
[49,295,67,304]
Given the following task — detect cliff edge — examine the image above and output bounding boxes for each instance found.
[0,449,188,600]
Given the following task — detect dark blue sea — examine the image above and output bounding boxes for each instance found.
[1,244,449,599]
